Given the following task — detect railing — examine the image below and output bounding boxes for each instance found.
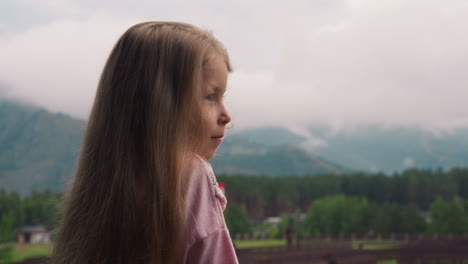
[235,234,468,264]
[12,234,468,264]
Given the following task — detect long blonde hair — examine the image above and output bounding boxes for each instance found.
[52,22,231,264]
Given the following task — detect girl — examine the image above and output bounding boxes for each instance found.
[52,22,238,264]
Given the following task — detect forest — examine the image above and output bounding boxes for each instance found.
[219,167,468,218]
[1,167,468,242]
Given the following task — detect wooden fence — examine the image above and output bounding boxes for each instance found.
[236,234,468,264]
[12,235,468,264]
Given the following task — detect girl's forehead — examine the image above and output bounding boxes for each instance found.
[204,53,228,72]
[203,54,228,89]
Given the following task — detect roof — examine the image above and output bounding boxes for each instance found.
[20,225,48,233]
[265,217,281,224]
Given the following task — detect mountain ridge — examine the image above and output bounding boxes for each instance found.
[2,99,468,193]
[0,100,344,194]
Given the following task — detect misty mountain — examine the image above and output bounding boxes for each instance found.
[211,135,345,176]
[307,124,468,173]
[0,100,344,194]
[227,125,468,174]
[0,100,84,194]
[227,127,307,146]
[3,98,468,194]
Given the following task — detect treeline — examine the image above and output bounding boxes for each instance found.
[301,194,468,236]
[2,189,466,243]
[218,167,468,219]
[2,167,468,241]
[225,194,468,237]
[0,190,60,241]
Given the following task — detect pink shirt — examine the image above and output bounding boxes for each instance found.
[181,157,239,264]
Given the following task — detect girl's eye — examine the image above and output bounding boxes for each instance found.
[205,94,217,101]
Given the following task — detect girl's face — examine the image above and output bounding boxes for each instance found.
[196,53,231,160]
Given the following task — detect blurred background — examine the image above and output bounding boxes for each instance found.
[1,0,468,263]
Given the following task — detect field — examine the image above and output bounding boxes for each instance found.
[351,239,404,250]
[233,239,286,249]
[0,239,415,264]
[0,243,52,264]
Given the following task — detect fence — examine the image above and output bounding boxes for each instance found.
[235,234,468,264]
[11,234,468,264]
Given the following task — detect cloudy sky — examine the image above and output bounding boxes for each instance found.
[1,0,468,133]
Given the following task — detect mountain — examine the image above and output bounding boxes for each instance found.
[3,98,467,193]
[211,132,345,176]
[227,127,307,146]
[230,125,468,174]
[0,100,84,194]
[307,124,468,173]
[0,101,344,194]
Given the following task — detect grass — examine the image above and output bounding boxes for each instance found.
[234,238,404,250]
[0,243,52,264]
[377,260,398,264]
[234,239,285,249]
[0,240,402,262]
[351,240,404,250]
[233,239,401,264]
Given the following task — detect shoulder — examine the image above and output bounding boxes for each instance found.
[185,228,238,264]
[183,155,226,246]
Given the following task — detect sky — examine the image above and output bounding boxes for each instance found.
[1,0,468,133]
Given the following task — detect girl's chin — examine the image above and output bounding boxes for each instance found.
[194,150,216,161]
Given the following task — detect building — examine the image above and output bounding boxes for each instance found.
[17,225,51,244]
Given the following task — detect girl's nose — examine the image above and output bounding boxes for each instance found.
[219,105,231,126]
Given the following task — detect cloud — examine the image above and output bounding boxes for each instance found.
[0,14,139,117]
[272,0,468,130]
[403,157,415,168]
[1,0,468,132]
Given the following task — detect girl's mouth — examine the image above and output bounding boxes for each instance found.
[211,136,224,142]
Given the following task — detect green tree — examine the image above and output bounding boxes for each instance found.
[429,196,468,234]
[0,212,15,242]
[277,213,294,238]
[370,203,403,234]
[400,205,427,234]
[429,196,450,233]
[302,195,370,236]
[0,190,24,229]
[224,203,251,236]
[23,190,60,229]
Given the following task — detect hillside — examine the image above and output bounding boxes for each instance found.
[307,125,468,173]
[0,100,345,193]
[3,99,468,193]
[226,125,468,174]
[212,129,345,176]
[0,100,84,194]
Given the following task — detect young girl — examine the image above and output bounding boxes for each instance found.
[52,22,238,264]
